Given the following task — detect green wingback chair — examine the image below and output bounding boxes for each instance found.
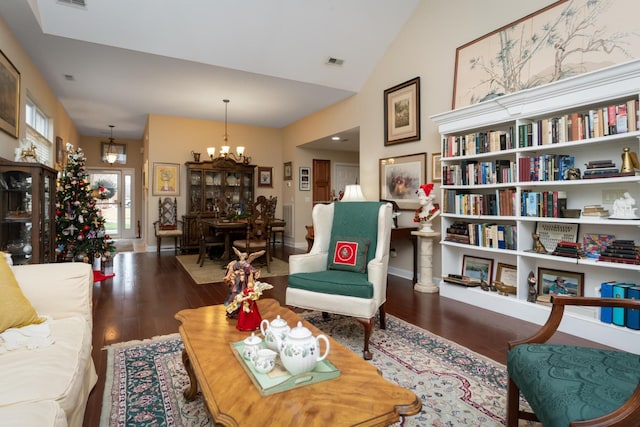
[506,294,640,426]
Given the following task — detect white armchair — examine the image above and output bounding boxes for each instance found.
[286,201,392,359]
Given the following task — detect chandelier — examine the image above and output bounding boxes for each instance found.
[207,99,251,164]
[105,125,118,165]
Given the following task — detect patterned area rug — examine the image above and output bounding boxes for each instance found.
[176,254,289,284]
[101,313,528,426]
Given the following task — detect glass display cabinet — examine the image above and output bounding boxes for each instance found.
[0,160,57,264]
[182,158,255,251]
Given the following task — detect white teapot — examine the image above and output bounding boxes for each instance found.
[280,321,330,375]
[260,315,290,351]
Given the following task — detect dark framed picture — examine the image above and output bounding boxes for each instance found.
[431,152,442,182]
[537,267,584,297]
[462,255,494,284]
[0,49,20,138]
[384,77,420,145]
[379,153,426,210]
[299,166,310,191]
[283,161,293,181]
[101,142,127,164]
[258,166,273,188]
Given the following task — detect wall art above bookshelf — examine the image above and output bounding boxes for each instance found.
[431,59,640,354]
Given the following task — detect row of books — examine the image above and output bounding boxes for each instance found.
[441,159,516,186]
[442,129,515,158]
[442,98,639,159]
[597,240,640,265]
[551,241,585,259]
[518,154,575,182]
[517,99,639,148]
[521,191,567,218]
[442,188,516,216]
[444,221,517,250]
[600,281,640,330]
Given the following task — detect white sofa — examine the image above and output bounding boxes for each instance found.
[0,262,97,427]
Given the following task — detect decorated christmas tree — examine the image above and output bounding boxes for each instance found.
[55,147,115,262]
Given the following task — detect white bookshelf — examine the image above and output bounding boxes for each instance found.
[431,59,640,354]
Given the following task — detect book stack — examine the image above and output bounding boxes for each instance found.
[598,240,640,264]
[582,159,623,179]
[444,221,470,244]
[551,241,585,259]
[582,204,610,217]
[443,274,480,287]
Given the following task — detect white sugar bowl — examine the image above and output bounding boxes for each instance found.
[242,332,262,362]
[280,321,330,376]
[260,315,290,351]
[253,349,278,374]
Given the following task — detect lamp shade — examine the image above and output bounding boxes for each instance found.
[341,184,366,201]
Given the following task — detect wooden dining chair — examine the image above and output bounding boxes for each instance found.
[232,196,272,272]
[195,215,224,267]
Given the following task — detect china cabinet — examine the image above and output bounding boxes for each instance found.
[182,158,255,251]
[0,160,57,264]
[431,59,640,353]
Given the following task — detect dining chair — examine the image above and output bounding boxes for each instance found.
[153,197,183,255]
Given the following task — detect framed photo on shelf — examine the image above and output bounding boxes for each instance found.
[283,161,293,181]
[384,77,420,145]
[0,49,20,138]
[462,255,494,284]
[153,162,180,196]
[537,267,584,297]
[431,152,442,182]
[258,166,273,188]
[495,263,517,286]
[379,153,426,210]
[299,167,310,191]
[101,142,127,164]
[535,222,579,252]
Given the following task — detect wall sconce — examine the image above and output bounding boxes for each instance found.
[105,125,118,165]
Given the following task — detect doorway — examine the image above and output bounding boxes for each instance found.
[88,168,135,238]
[312,159,331,203]
[333,163,359,198]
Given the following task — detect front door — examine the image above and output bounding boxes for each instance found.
[88,169,136,238]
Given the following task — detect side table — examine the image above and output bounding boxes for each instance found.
[411,230,441,293]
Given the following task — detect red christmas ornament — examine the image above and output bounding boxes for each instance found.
[56,209,62,216]
[83,225,90,231]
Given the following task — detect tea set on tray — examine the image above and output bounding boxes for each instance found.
[240,315,330,376]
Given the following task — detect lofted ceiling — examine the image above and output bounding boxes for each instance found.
[0,0,420,150]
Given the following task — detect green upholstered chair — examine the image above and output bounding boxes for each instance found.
[286,201,392,360]
[507,295,640,427]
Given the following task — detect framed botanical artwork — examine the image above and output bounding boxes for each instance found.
[384,77,420,145]
[258,166,273,188]
[153,162,180,196]
[462,255,494,284]
[495,263,517,287]
[431,152,441,182]
[379,153,426,210]
[299,166,311,191]
[101,142,127,164]
[537,267,584,297]
[0,49,20,138]
[283,161,293,181]
[452,0,640,109]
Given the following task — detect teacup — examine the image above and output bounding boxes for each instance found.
[253,349,277,374]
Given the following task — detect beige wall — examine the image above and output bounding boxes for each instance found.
[0,16,78,162]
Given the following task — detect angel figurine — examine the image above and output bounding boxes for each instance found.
[226,268,273,331]
[223,248,266,318]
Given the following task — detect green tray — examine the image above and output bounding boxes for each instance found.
[231,340,340,396]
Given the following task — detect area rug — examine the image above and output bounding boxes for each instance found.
[175,254,289,284]
[101,313,532,426]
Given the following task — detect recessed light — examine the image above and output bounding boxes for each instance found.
[331,136,340,141]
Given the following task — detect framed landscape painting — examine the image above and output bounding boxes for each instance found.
[384,77,420,145]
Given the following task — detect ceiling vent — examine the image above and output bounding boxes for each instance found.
[64,74,75,81]
[57,0,87,9]
[326,57,344,66]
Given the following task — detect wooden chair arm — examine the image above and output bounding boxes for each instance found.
[508,295,640,349]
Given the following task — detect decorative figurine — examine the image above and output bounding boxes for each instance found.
[224,248,266,318]
[531,233,547,253]
[527,271,537,303]
[621,147,640,174]
[226,268,273,331]
[611,192,639,219]
[413,183,440,232]
[566,167,581,180]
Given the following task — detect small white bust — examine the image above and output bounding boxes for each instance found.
[612,192,639,219]
[414,183,440,231]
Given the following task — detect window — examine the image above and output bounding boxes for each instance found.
[25,97,52,165]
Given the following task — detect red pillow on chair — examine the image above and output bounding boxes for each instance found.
[328,237,370,273]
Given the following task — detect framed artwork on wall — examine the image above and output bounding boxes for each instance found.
[379,153,426,210]
[283,161,293,180]
[299,167,310,191]
[431,153,442,182]
[153,162,180,196]
[258,166,273,188]
[384,77,420,145]
[0,49,20,138]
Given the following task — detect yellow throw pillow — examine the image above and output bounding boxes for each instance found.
[0,254,44,333]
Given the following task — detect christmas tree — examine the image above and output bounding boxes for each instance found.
[55,147,115,262]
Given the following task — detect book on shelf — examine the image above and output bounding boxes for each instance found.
[600,281,616,324]
[585,159,616,168]
[612,284,634,326]
[582,205,609,217]
[626,287,640,330]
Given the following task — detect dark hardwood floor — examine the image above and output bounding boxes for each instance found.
[83,246,603,426]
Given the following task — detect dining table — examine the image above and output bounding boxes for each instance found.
[200,218,247,261]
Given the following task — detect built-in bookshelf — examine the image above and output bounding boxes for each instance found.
[431,59,640,354]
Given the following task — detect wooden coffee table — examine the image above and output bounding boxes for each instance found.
[175,298,421,426]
